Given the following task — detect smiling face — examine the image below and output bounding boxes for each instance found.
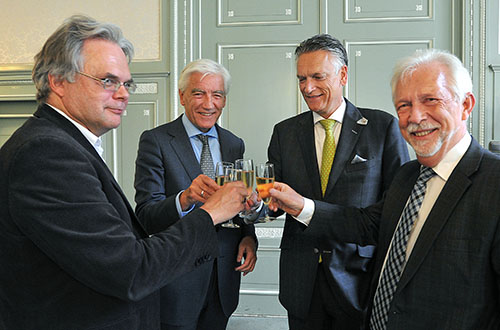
[296,50,348,118]
[49,38,131,137]
[394,63,475,167]
[179,72,226,132]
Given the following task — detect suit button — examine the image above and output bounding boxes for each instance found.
[313,248,319,254]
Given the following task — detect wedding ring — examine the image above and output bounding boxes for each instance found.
[201,190,205,197]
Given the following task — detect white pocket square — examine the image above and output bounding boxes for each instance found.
[351,154,367,164]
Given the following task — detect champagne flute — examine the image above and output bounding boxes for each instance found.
[215,161,233,186]
[220,167,240,229]
[256,163,276,222]
[234,159,255,198]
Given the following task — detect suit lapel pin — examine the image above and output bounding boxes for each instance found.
[356,117,368,125]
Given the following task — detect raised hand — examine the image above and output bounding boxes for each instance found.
[268,182,305,217]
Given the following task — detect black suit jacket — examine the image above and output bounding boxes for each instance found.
[134,115,257,325]
[268,99,409,322]
[312,138,500,329]
[0,104,220,330]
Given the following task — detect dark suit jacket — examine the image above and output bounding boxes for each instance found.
[312,138,500,329]
[134,115,257,325]
[0,104,220,330]
[268,99,409,322]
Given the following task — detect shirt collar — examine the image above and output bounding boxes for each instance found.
[46,103,104,157]
[312,98,346,125]
[431,133,472,181]
[181,113,219,139]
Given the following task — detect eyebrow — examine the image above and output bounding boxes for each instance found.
[103,72,134,83]
[191,88,225,95]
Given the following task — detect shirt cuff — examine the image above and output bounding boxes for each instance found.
[292,197,315,226]
[175,190,195,218]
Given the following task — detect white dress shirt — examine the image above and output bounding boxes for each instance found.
[379,133,472,277]
[295,99,346,225]
[46,104,104,159]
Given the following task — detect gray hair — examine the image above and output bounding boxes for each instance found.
[390,49,473,102]
[178,59,231,95]
[32,14,134,103]
[295,34,348,74]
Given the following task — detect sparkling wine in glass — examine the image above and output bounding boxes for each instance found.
[215,161,233,186]
[256,163,276,222]
[220,167,240,229]
[234,159,254,197]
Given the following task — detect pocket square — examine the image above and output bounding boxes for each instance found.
[351,154,367,164]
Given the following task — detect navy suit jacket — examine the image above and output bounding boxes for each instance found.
[134,115,257,325]
[312,138,500,329]
[268,99,409,322]
[0,104,219,330]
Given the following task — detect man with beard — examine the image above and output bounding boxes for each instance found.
[269,48,500,329]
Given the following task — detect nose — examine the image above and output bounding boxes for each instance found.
[202,94,214,109]
[113,84,129,101]
[407,103,426,124]
[301,78,316,94]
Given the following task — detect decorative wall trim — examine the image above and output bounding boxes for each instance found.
[479,0,487,146]
[344,0,433,23]
[217,42,302,118]
[240,289,279,296]
[344,39,433,99]
[255,227,284,239]
[134,83,159,95]
[216,0,302,26]
[0,114,33,118]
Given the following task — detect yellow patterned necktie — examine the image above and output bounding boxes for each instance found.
[319,119,337,196]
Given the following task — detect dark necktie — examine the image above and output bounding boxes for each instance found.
[369,166,436,330]
[197,134,215,179]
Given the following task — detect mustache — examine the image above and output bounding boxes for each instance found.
[406,122,440,134]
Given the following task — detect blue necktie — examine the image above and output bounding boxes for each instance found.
[369,166,435,330]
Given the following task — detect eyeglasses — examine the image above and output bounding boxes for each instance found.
[77,71,137,94]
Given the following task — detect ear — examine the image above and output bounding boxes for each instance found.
[178,89,185,106]
[48,74,66,98]
[461,92,475,121]
[339,65,348,86]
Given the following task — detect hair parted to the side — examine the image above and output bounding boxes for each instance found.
[390,48,473,103]
[178,59,231,95]
[32,14,134,103]
[295,34,348,74]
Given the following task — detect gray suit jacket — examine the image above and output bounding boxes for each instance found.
[312,138,500,329]
[268,99,409,323]
[0,104,219,330]
[134,115,257,325]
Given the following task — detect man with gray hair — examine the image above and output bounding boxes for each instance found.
[269,48,500,329]
[267,33,409,329]
[134,58,257,330]
[0,15,249,330]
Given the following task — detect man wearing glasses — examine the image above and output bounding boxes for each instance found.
[0,15,249,330]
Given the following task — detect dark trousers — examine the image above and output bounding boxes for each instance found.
[288,263,362,330]
[161,265,229,330]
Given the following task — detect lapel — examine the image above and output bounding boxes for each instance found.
[323,100,365,198]
[217,124,238,162]
[167,115,203,181]
[378,162,421,261]
[396,139,483,292]
[35,104,148,237]
[297,112,323,199]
